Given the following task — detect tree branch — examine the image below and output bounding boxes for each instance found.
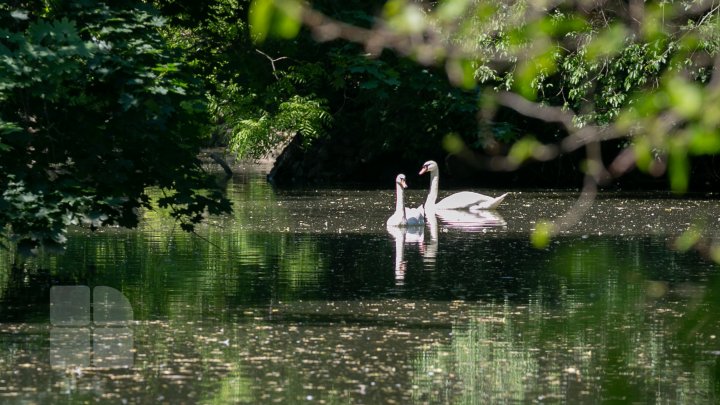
[255,49,288,80]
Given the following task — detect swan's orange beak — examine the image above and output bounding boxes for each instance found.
[419,166,428,175]
[400,178,408,189]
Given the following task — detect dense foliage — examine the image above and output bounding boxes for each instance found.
[0,1,231,250]
[157,0,481,174]
[155,0,333,158]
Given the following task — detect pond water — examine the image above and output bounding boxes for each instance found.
[2,164,720,404]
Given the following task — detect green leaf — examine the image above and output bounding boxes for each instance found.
[0,121,23,136]
[442,132,465,154]
[508,136,541,165]
[585,24,628,60]
[272,0,302,39]
[10,10,29,20]
[359,80,379,89]
[445,58,476,90]
[383,0,425,34]
[675,223,702,252]
[436,0,471,23]
[632,137,653,173]
[688,127,720,155]
[668,140,689,194]
[642,4,671,42]
[383,0,408,18]
[666,77,702,119]
[513,47,556,100]
[149,86,169,95]
[249,0,273,43]
[119,93,138,110]
[531,220,553,248]
[514,62,537,100]
[249,0,302,43]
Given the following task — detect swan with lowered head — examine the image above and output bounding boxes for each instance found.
[419,160,508,213]
[387,174,425,227]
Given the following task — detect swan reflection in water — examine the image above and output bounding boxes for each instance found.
[387,210,506,285]
[386,224,424,285]
[435,209,507,230]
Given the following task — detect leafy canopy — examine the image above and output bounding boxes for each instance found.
[0,1,231,251]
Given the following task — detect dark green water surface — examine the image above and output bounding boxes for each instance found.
[2,166,720,403]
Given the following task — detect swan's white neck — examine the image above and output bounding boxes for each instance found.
[395,182,406,221]
[425,169,439,208]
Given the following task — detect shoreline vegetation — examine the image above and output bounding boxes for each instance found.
[4,0,720,250]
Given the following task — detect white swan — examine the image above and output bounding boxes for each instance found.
[387,174,425,227]
[419,160,508,214]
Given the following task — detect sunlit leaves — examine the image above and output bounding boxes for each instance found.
[507,136,542,166]
[688,127,720,155]
[666,77,703,119]
[668,139,689,194]
[585,24,628,60]
[249,0,301,43]
[514,48,556,100]
[436,0,472,23]
[642,4,669,42]
[445,58,475,89]
[227,94,331,158]
[383,0,426,35]
[631,137,655,174]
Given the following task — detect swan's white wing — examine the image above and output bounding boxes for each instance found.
[436,191,491,210]
[469,192,509,211]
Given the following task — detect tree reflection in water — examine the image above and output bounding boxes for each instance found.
[0,173,719,403]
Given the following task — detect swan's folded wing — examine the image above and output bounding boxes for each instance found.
[469,192,509,211]
[435,191,488,210]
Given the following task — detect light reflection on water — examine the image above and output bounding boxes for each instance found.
[0,169,720,403]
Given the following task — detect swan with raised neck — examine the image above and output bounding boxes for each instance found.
[387,174,424,227]
[419,160,508,214]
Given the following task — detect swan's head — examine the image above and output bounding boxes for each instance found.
[418,160,438,175]
[395,174,408,189]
